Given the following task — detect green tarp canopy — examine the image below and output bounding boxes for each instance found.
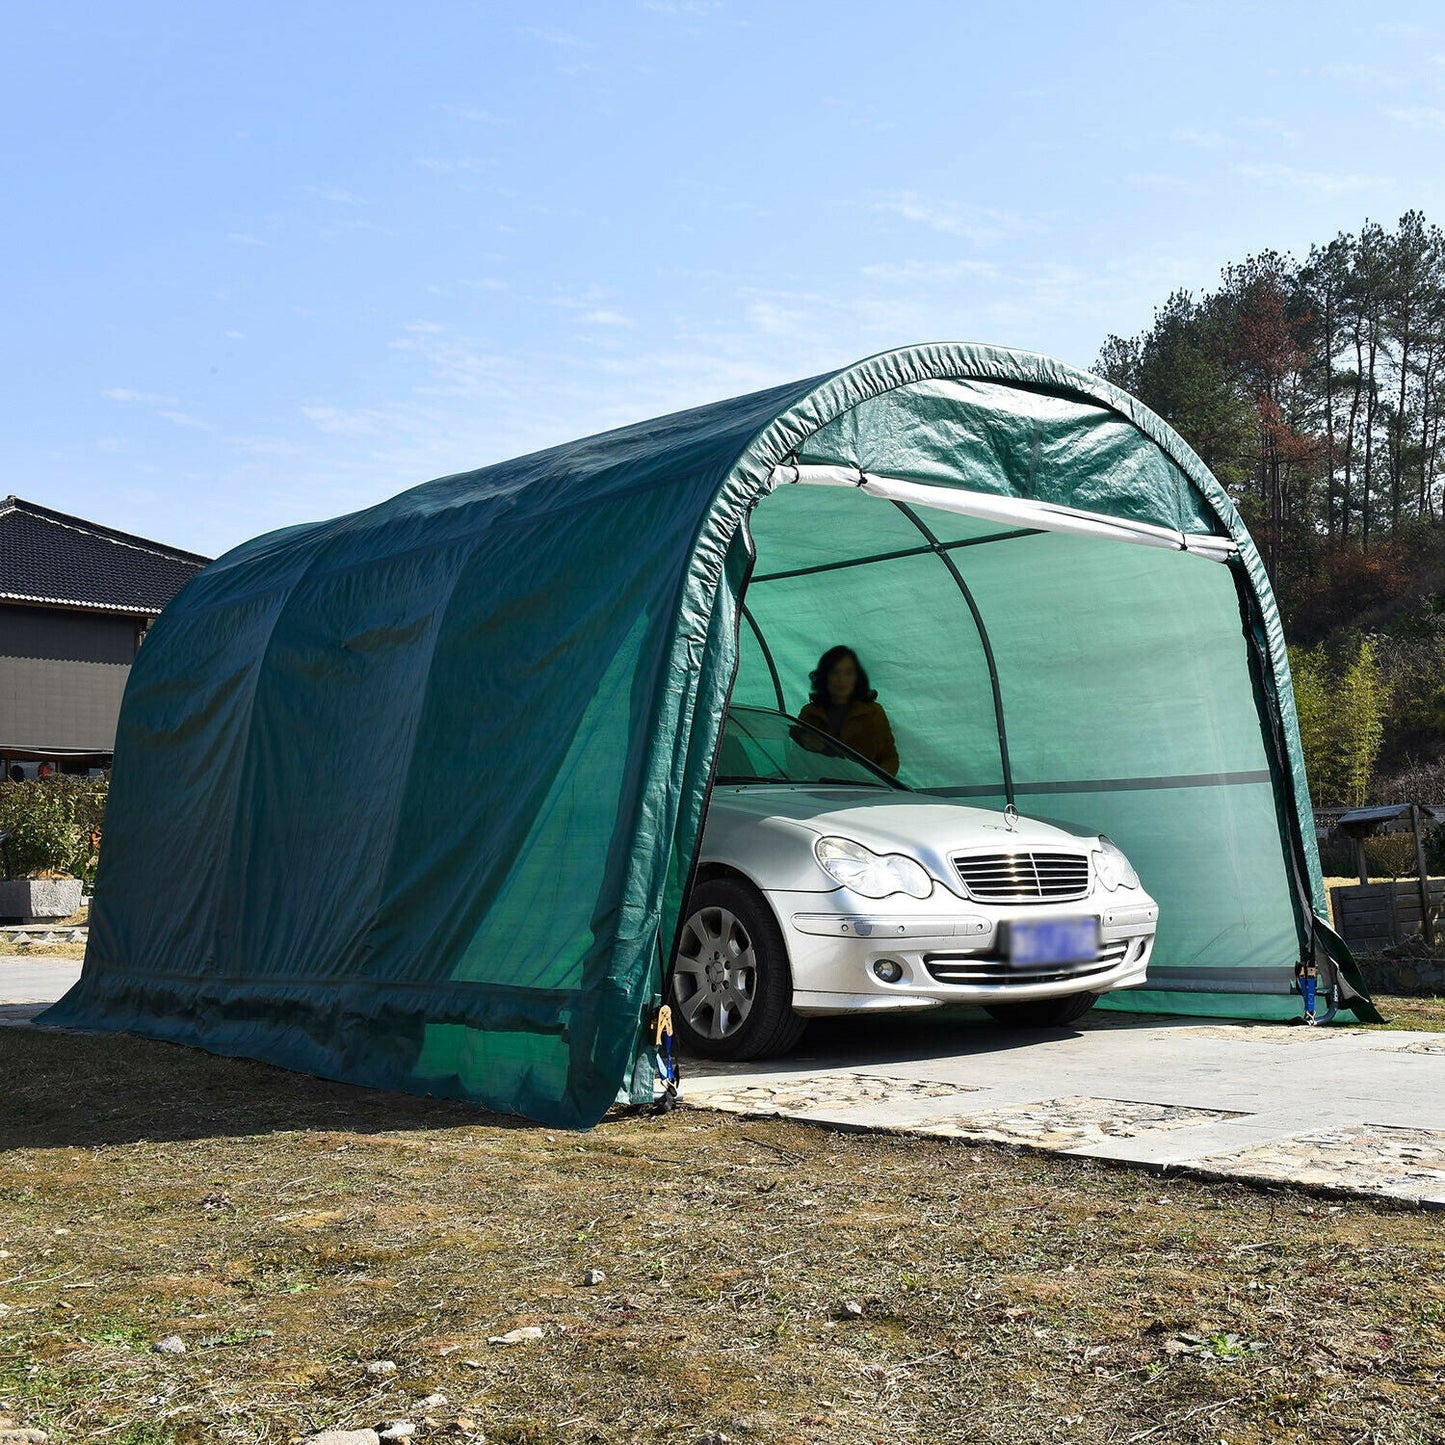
[44,343,1379,1127]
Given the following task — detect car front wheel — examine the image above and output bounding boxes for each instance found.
[670,878,804,1060]
[984,991,1099,1028]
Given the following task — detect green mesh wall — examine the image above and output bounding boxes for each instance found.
[741,485,1300,997]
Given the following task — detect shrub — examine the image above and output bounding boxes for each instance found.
[0,776,108,882]
[1363,832,1419,880]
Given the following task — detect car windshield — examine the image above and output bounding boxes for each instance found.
[715,707,903,789]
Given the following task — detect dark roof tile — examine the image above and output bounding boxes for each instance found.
[0,496,209,614]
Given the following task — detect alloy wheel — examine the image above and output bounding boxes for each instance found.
[674,904,759,1039]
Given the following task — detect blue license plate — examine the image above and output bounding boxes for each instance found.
[1008,917,1099,966]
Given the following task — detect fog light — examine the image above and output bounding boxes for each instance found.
[873,959,904,984]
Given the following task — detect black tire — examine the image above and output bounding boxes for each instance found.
[984,991,1099,1028]
[670,877,804,1060]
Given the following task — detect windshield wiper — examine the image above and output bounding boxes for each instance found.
[714,774,791,785]
[815,775,891,788]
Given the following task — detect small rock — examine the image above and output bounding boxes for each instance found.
[460,1358,483,1369]
[487,1326,544,1346]
[452,1421,478,1438]
[379,1424,416,1441]
[364,1359,398,1378]
[0,1430,49,1444]
[695,1434,730,1445]
[840,1299,864,1319]
[302,1432,380,1445]
[198,1190,233,1211]
[582,1268,605,1287]
[415,1393,448,1411]
[152,1336,186,1355]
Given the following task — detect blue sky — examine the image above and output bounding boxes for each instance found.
[5,2,1445,557]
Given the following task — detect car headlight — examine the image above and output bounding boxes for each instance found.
[1092,836,1139,892]
[814,836,933,900]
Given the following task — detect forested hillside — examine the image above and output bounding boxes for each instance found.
[1095,213,1445,805]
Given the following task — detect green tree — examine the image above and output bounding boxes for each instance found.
[1288,639,1385,805]
[1337,638,1386,805]
[1288,644,1332,805]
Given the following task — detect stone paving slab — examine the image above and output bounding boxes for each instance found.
[694,1071,979,1119]
[1197,1124,1445,1204]
[909,1095,1244,1150]
[683,1012,1445,1207]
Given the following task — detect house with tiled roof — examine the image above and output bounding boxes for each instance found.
[1,496,209,773]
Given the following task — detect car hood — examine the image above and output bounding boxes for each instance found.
[707,785,1096,855]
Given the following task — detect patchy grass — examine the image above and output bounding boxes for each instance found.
[1367,994,1445,1032]
[0,1027,1441,1444]
[0,942,86,960]
[0,901,88,959]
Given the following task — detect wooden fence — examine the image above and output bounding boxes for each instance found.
[1329,879,1444,953]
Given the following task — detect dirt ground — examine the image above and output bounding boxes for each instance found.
[0,1025,1441,1445]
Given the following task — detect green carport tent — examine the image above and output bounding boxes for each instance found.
[43,343,1380,1128]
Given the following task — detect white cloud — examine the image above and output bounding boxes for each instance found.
[1170,127,1229,151]
[158,410,211,430]
[103,387,177,405]
[224,435,302,457]
[1123,170,1210,197]
[1376,20,1427,38]
[520,25,593,48]
[873,193,1040,247]
[301,403,385,437]
[439,102,507,125]
[860,259,1000,283]
[1321,61,1395,86]
[416,156,495,173]
[581,309,634,327]
[1234,162,1389,194]
[1386,105,1445,131]
[226,232,268,247]
[303,183,365,205]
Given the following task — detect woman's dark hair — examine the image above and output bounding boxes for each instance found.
[808,646,877,708]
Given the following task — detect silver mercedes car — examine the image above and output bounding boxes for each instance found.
[671,705,1158,1059]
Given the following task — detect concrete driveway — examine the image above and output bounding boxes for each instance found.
[0,957,81,1015]
[684,1010,1445,1207]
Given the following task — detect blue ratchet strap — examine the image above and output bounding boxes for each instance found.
[1295,959,1318,1023]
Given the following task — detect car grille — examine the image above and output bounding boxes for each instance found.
[925,938,1132,986]
[952,850,1091,903]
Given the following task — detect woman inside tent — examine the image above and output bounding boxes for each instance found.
[796,645,900,777]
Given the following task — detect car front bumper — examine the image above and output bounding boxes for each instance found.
[768,887,1158,1015]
